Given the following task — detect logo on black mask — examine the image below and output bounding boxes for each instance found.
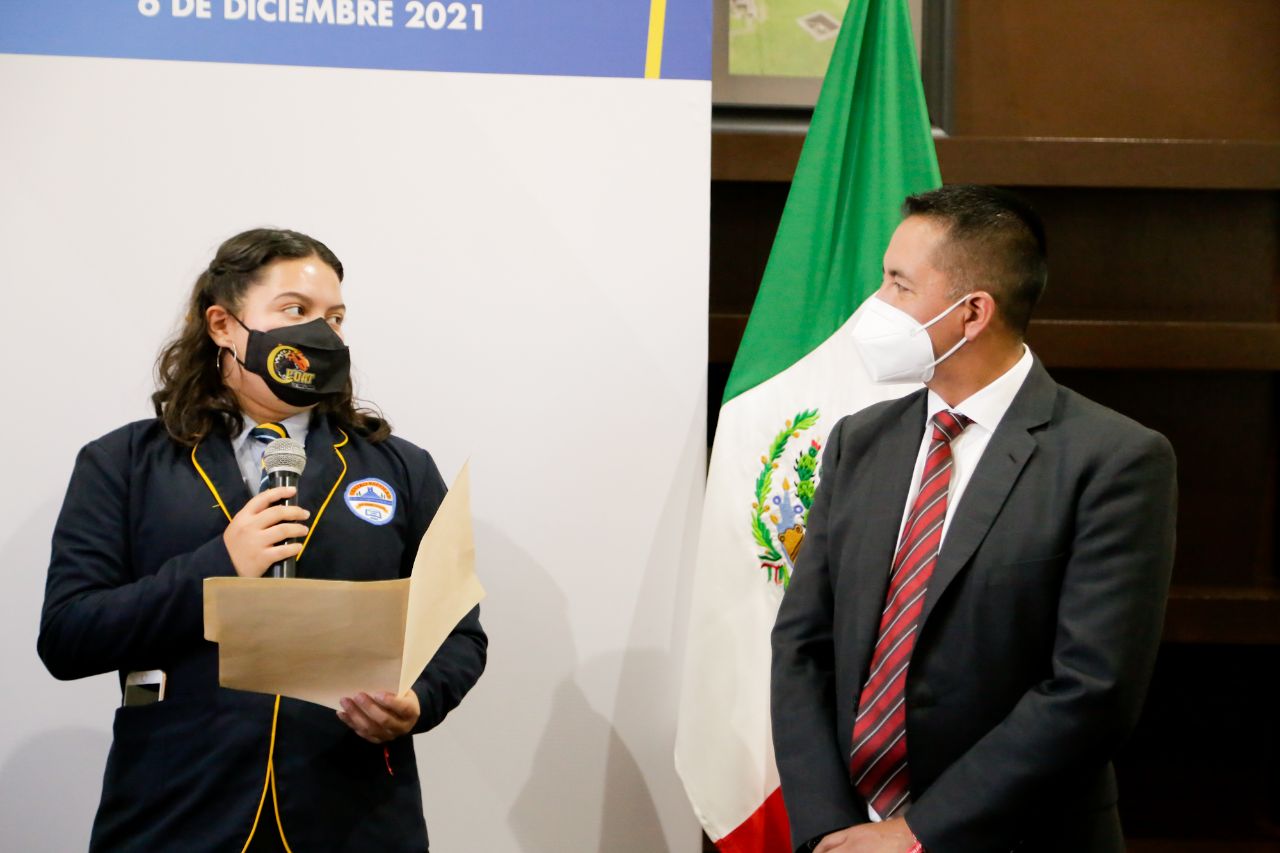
[231,315,351,406]
[268,344,317,388]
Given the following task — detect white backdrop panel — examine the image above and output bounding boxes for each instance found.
[0,53,707,852]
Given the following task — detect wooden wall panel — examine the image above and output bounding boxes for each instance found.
[1052,369,1278,588]
[1021,189,1280,323]
[1117,644,1280,842]
[712,183,1280,325]
[710,181,788,317]
[951,0,1280,140]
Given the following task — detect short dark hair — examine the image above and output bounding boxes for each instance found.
[902,184,1048,336]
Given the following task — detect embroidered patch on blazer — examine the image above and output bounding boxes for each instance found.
[344,478,397,526]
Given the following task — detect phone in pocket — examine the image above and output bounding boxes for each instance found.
[122,669,167,707]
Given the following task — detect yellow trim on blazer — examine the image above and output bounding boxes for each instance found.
[240,697,291,853]
[267,696,295,853]
[193,427,351,853]
[297,429,348,559]
[191,446,232,522]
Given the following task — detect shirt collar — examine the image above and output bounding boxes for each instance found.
[926,344,1035,433]
[235,410,313,452]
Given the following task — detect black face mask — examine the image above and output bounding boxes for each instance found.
[231,315,351,407]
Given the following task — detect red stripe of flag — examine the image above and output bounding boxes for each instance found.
[715,787,792,853]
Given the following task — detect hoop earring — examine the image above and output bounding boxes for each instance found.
[214,344,238,374]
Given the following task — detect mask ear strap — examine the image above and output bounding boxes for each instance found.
[223,312,251,367]
[928,335,968,370]
[921,294,974,331]
[924,296,972,370]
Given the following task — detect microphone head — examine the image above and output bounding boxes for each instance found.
[262,437,307,477]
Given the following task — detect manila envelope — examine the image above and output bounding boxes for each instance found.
[203,462,483,710]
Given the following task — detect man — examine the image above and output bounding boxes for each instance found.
[771,185,1176,853]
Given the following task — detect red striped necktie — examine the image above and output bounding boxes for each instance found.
[848,409,972,818]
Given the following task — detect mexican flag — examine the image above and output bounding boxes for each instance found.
[675,0,941,849]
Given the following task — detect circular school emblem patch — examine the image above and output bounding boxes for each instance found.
[344,478,397,526]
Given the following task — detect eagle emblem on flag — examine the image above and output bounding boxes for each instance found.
[751,409,822,588]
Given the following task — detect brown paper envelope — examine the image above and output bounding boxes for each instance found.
[204,577,408,710]
[202,461,485,711]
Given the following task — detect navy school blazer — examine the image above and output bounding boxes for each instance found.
[38,414,486,853]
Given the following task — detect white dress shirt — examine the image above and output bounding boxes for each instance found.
[869,345,1035,824]
[232,411,312,493]
[895,345,1035,548]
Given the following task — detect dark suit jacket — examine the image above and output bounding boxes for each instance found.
[771,358,1177,853]
[38,415,486,853]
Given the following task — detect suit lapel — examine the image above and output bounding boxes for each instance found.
[849,392,929,679]
[297,415,350,560]
[191,432,251,521]
[920,358,1058,629]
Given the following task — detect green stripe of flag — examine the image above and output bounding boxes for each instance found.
[723,0,941,403]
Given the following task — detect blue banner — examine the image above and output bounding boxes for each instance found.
[0,0,710,81]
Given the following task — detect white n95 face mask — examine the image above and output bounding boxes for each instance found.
[851,294,971,384]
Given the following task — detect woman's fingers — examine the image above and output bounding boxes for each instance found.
[338,695,391,743]
[264,542,305,565]
[225,487,309,577]
[245,485,297,511]
[258,522,310,544]
[254,504,310,531]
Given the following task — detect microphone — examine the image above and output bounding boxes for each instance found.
[262,437,307,578]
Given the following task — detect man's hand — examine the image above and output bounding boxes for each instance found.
[337,690,421,743]
[815,817,916,853]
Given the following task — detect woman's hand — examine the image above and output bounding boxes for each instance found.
[222,486,310,578]
[338,690,421,743]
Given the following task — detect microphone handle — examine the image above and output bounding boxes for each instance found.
[266,469,300,579]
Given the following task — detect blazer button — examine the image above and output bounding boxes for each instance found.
[908,682,936,709]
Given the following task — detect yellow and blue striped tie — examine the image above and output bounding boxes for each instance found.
[249,422,289,493]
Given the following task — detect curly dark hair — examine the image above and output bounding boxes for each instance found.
[152,228,391,446]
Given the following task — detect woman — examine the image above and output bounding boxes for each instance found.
[38,228,486,852]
